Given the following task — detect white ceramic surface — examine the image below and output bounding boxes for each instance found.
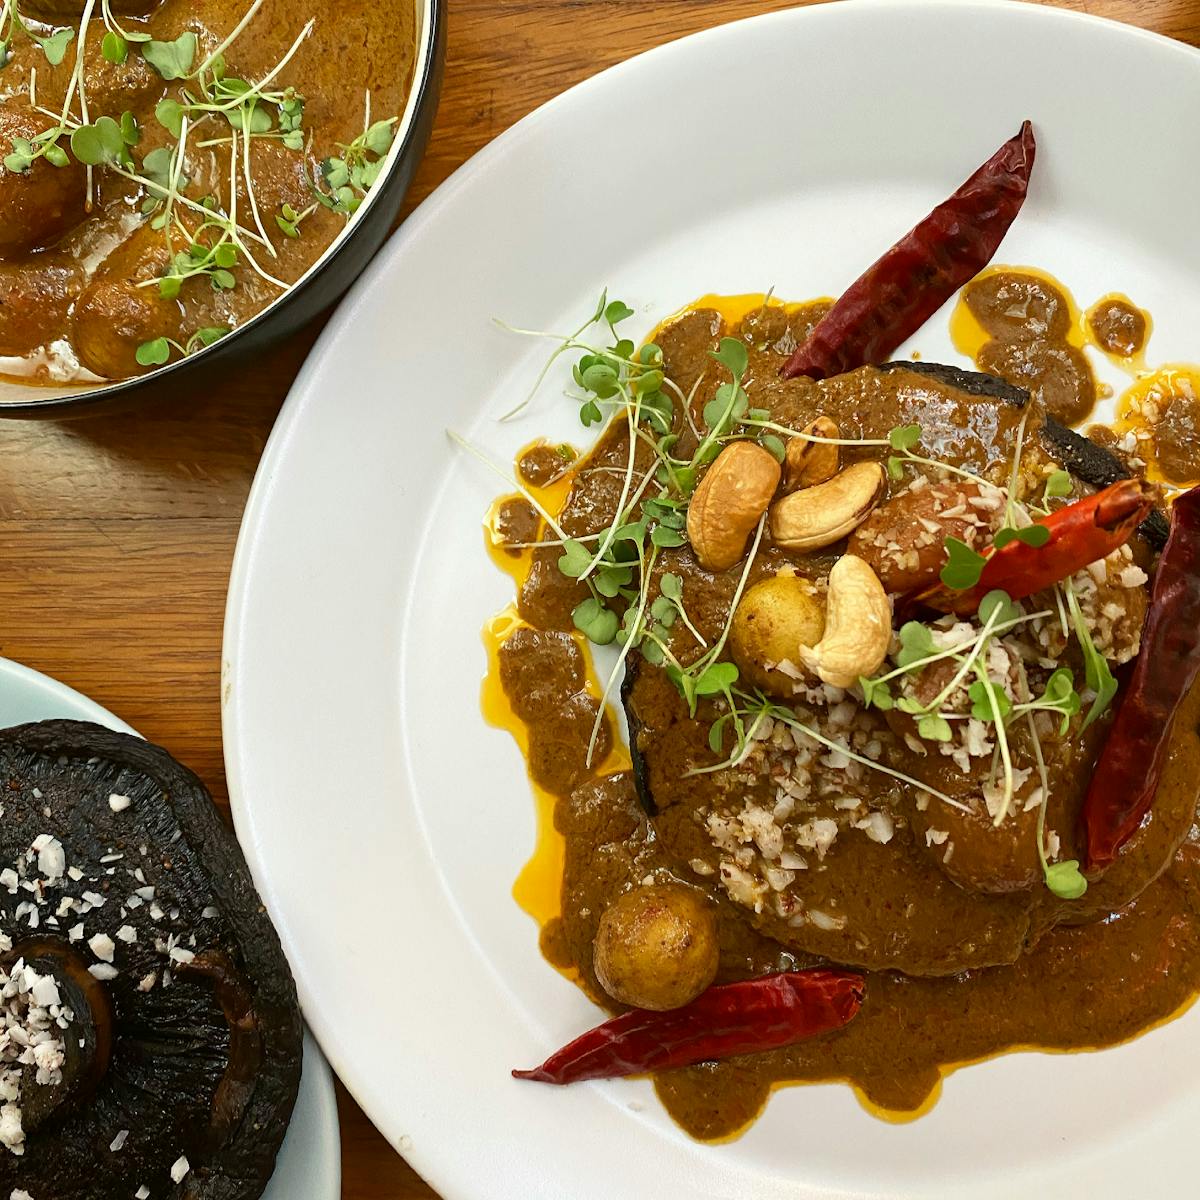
[222,2,1200,1197]
[0,657,340,1200]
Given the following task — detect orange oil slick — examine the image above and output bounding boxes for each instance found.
[481,442,630,929]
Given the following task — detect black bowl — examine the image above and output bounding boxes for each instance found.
[0,0,447,418]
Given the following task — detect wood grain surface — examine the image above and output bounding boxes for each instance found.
[0,1,1195,1197]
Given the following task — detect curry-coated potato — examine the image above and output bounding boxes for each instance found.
[593,883,719,1011]
[728,572,825,698]
[0,105,87,255]
[71,277,184,380]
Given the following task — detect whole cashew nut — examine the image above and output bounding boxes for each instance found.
[686,441,781,571]
[769,461,885,552]
[798,555,892,687]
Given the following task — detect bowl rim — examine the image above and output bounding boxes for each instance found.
[0,0,443,414]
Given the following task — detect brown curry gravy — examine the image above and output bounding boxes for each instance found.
[484,293,1200,1139]
[952,268,1200,490]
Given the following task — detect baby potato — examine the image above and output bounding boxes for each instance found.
[0,104,87,255]
[593,883,719,1011]
[729,572,825,698]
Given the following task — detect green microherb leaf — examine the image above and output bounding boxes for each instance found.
[557,539,592,579]
[887,456,906,481]
[968,678,1012,723]
[142,31,197,80]
[761,434,786,463]
[1041,666,1082,734]
[572,597,618,646]
[141,145,176,190]
[579,399,602,427]
[70,116,126,166]
[361,117,396,155]
[917,713,953,742]
[659,573,683,601]
[630,369,664,397]
[992,524,1051,550]
[667,664,699,714]
[39,26,74,66]
[155,98,185,138]
[604,299,634,327]
[1043,469,1073,503]
[135,338,172,366]
[102,30,128,64]
[895,621,936,670]
[978,589,1019,628]
[640,391,673,435]
[188,325,229,351]
[1044,859,1088,899]
[859,676,893,711]
[649,595,676,625]
[650,525,686,549]
[120,111,140,146]
[707,713,732,755]
[693,661,739,697]
[940,536,988,591]
[709,336,748,381]
[888,423,922,451]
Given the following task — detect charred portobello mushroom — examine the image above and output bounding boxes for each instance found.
[0,721,301,1200]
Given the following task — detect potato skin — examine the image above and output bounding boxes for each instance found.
[0,105,87,255]
[71,277,183,379]
[593,884,719,1011]
[729,572,825,698]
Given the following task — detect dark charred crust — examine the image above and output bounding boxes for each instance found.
[879,360,1030,407]
[1039,416,1170,549]
[881,361,1169,549]
[0,720,301,1200]
[620,655,657,816]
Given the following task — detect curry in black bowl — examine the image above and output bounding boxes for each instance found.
[0,0,440,408]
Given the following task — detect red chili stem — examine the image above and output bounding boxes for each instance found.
[1084,484,1200,868]
[512,968,865,1085]
[781,121,1036,382]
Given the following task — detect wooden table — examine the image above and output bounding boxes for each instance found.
[0,0,1195,1195]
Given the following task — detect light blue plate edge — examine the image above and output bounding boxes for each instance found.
[0,655,342,1200]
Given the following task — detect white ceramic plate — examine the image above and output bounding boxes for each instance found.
[0,657,340,1200]
[222,2,1200,1196]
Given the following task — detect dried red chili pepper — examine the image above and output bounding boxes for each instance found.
[917,478,1155,616]
[781,121,1036,381]
[1084,484,1200,868]
[512,968,864,1085]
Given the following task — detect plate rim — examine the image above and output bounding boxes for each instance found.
[222,2,1200,1197]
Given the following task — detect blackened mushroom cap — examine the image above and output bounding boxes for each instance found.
[0,720,301,1200]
